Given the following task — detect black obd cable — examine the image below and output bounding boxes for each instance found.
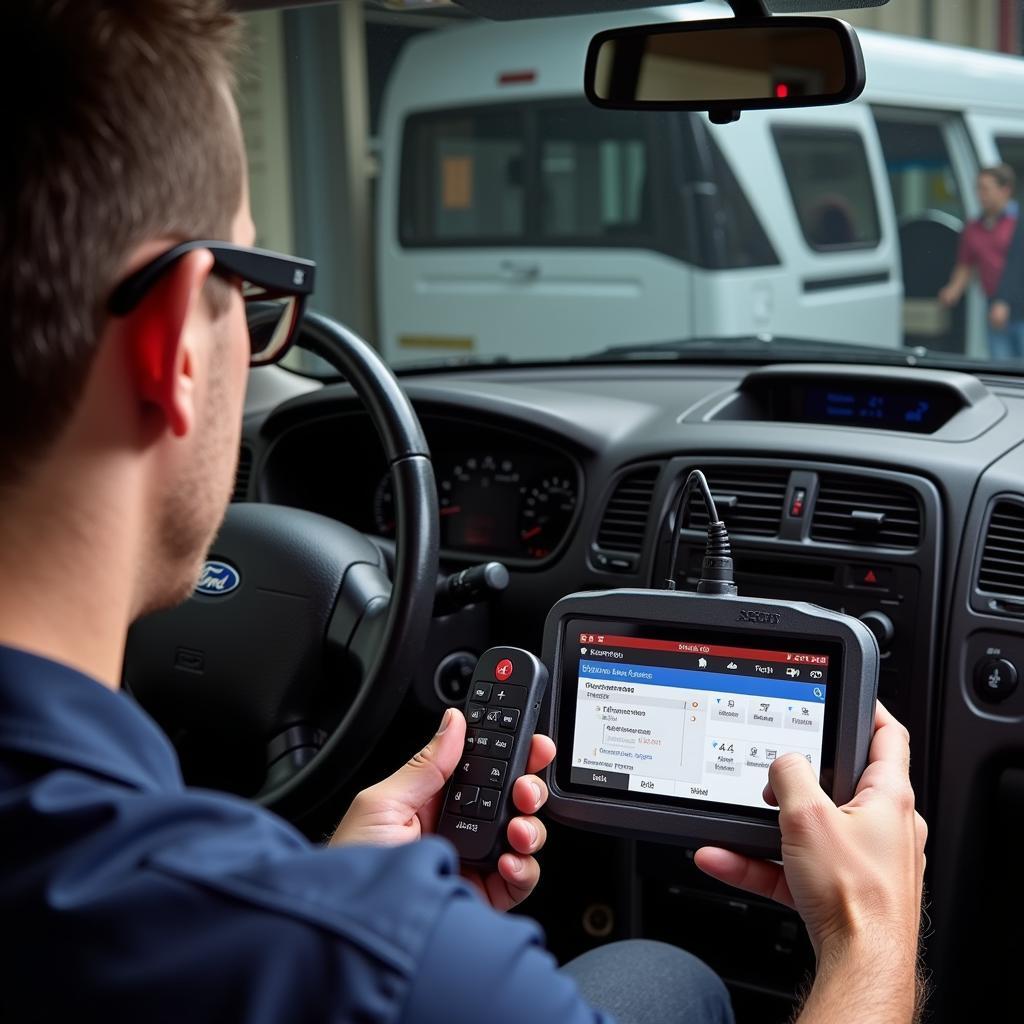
[664,469,738,597]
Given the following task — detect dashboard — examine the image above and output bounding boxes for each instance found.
[244,358,1024,1024]
[260,413,582,564]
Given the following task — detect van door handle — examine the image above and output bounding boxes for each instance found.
[498,260,540,282]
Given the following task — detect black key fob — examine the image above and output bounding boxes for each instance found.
[437,646,549,868]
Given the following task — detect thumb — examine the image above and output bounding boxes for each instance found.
[768,752,828,812]
[380,708,466,811]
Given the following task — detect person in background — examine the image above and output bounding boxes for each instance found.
[990,215,1024,359]
[938,164,1018,359]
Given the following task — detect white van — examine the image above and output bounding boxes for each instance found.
[377,3,1024,366]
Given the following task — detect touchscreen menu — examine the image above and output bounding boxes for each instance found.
[564,620,835,812]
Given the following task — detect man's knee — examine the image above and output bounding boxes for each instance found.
[563,939,734,1024]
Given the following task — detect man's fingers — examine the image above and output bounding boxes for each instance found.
[507,814,547,855]
[526,734,556,775]
[486,853,541,912]
[694,848,795,909]
[512,774,548,815]
[853,701,912,796]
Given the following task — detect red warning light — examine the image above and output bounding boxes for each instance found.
[864,569,878,584]
[774,82,790,99]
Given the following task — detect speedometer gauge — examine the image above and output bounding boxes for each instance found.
[375,455,577,562]
[519,476,577,559]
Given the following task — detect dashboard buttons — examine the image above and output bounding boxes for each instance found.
[788,487,807,518]
[859,610,895,654]
[844,565,894,591]
[974,658,1019,703]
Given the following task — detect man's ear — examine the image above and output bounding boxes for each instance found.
[123,249,216,439]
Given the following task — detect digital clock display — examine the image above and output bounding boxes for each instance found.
[803,386,937,433]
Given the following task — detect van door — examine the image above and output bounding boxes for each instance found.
[705,105,901,349]
[379,100,695,366]
[872,107,982,357]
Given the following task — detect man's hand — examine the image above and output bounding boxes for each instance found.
[990,300,1011,331]
[939,263,971,309]
[694,702,927,1022]
[331,708,556,912]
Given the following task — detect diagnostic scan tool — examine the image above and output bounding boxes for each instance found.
[542,472,879,859]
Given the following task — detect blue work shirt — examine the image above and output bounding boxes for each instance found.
[0,644,608,1023]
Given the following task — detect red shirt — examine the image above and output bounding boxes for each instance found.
[959,211,1017,297]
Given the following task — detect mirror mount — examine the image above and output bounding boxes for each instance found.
[726,0,769,14]
[708,108,742,125]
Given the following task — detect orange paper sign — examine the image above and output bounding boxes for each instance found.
[442,155,474,210]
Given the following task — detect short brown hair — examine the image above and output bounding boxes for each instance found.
[0,0,242,484]
[980,163,1017,193]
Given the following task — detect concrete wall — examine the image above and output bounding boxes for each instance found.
[844,0,1012,53]
[236,11,294,255]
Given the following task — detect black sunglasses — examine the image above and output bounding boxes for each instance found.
[107,240,317,366]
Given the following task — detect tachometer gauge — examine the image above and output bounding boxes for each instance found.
[519,476,577,559]
[375,467,460,538]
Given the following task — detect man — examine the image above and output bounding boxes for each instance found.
[0,3,927,1022]
[990,215,1024,358]
[938,164,1019,358]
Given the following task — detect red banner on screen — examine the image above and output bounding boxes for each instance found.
[578,633,830,667]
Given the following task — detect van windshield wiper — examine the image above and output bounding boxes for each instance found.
[576,335,930,365]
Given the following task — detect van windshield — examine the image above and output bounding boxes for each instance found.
[239,2,1024,374]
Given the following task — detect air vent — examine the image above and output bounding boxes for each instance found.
[232,445,253,503]
[595,465,661,565]
[977,501,1024,600]
[684,467,789,537]
[811,474,921,549]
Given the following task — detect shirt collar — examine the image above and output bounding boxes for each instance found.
[981,207,1014,228]
[0,644,182,792]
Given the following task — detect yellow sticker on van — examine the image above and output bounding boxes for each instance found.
[442,155,473,210]
[398,335,476,351]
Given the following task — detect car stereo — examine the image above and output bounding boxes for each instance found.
[541,589,878,858]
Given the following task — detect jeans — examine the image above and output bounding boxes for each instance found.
[563,939,735,1024]
[988,321,1024,361]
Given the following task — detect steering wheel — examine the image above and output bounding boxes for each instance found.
[124,309,439,821]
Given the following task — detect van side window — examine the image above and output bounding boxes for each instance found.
[537,106,650,242]
[399,102,675,253]
[400,108,526,245]
[772,128,881,251]
[874,116,965,222]
[996,136,1024,200]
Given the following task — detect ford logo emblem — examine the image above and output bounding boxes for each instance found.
[195,560,240,597]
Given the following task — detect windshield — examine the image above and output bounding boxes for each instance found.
[239,1,1024,375]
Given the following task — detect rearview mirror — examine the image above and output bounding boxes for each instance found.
[585,16,866,122]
